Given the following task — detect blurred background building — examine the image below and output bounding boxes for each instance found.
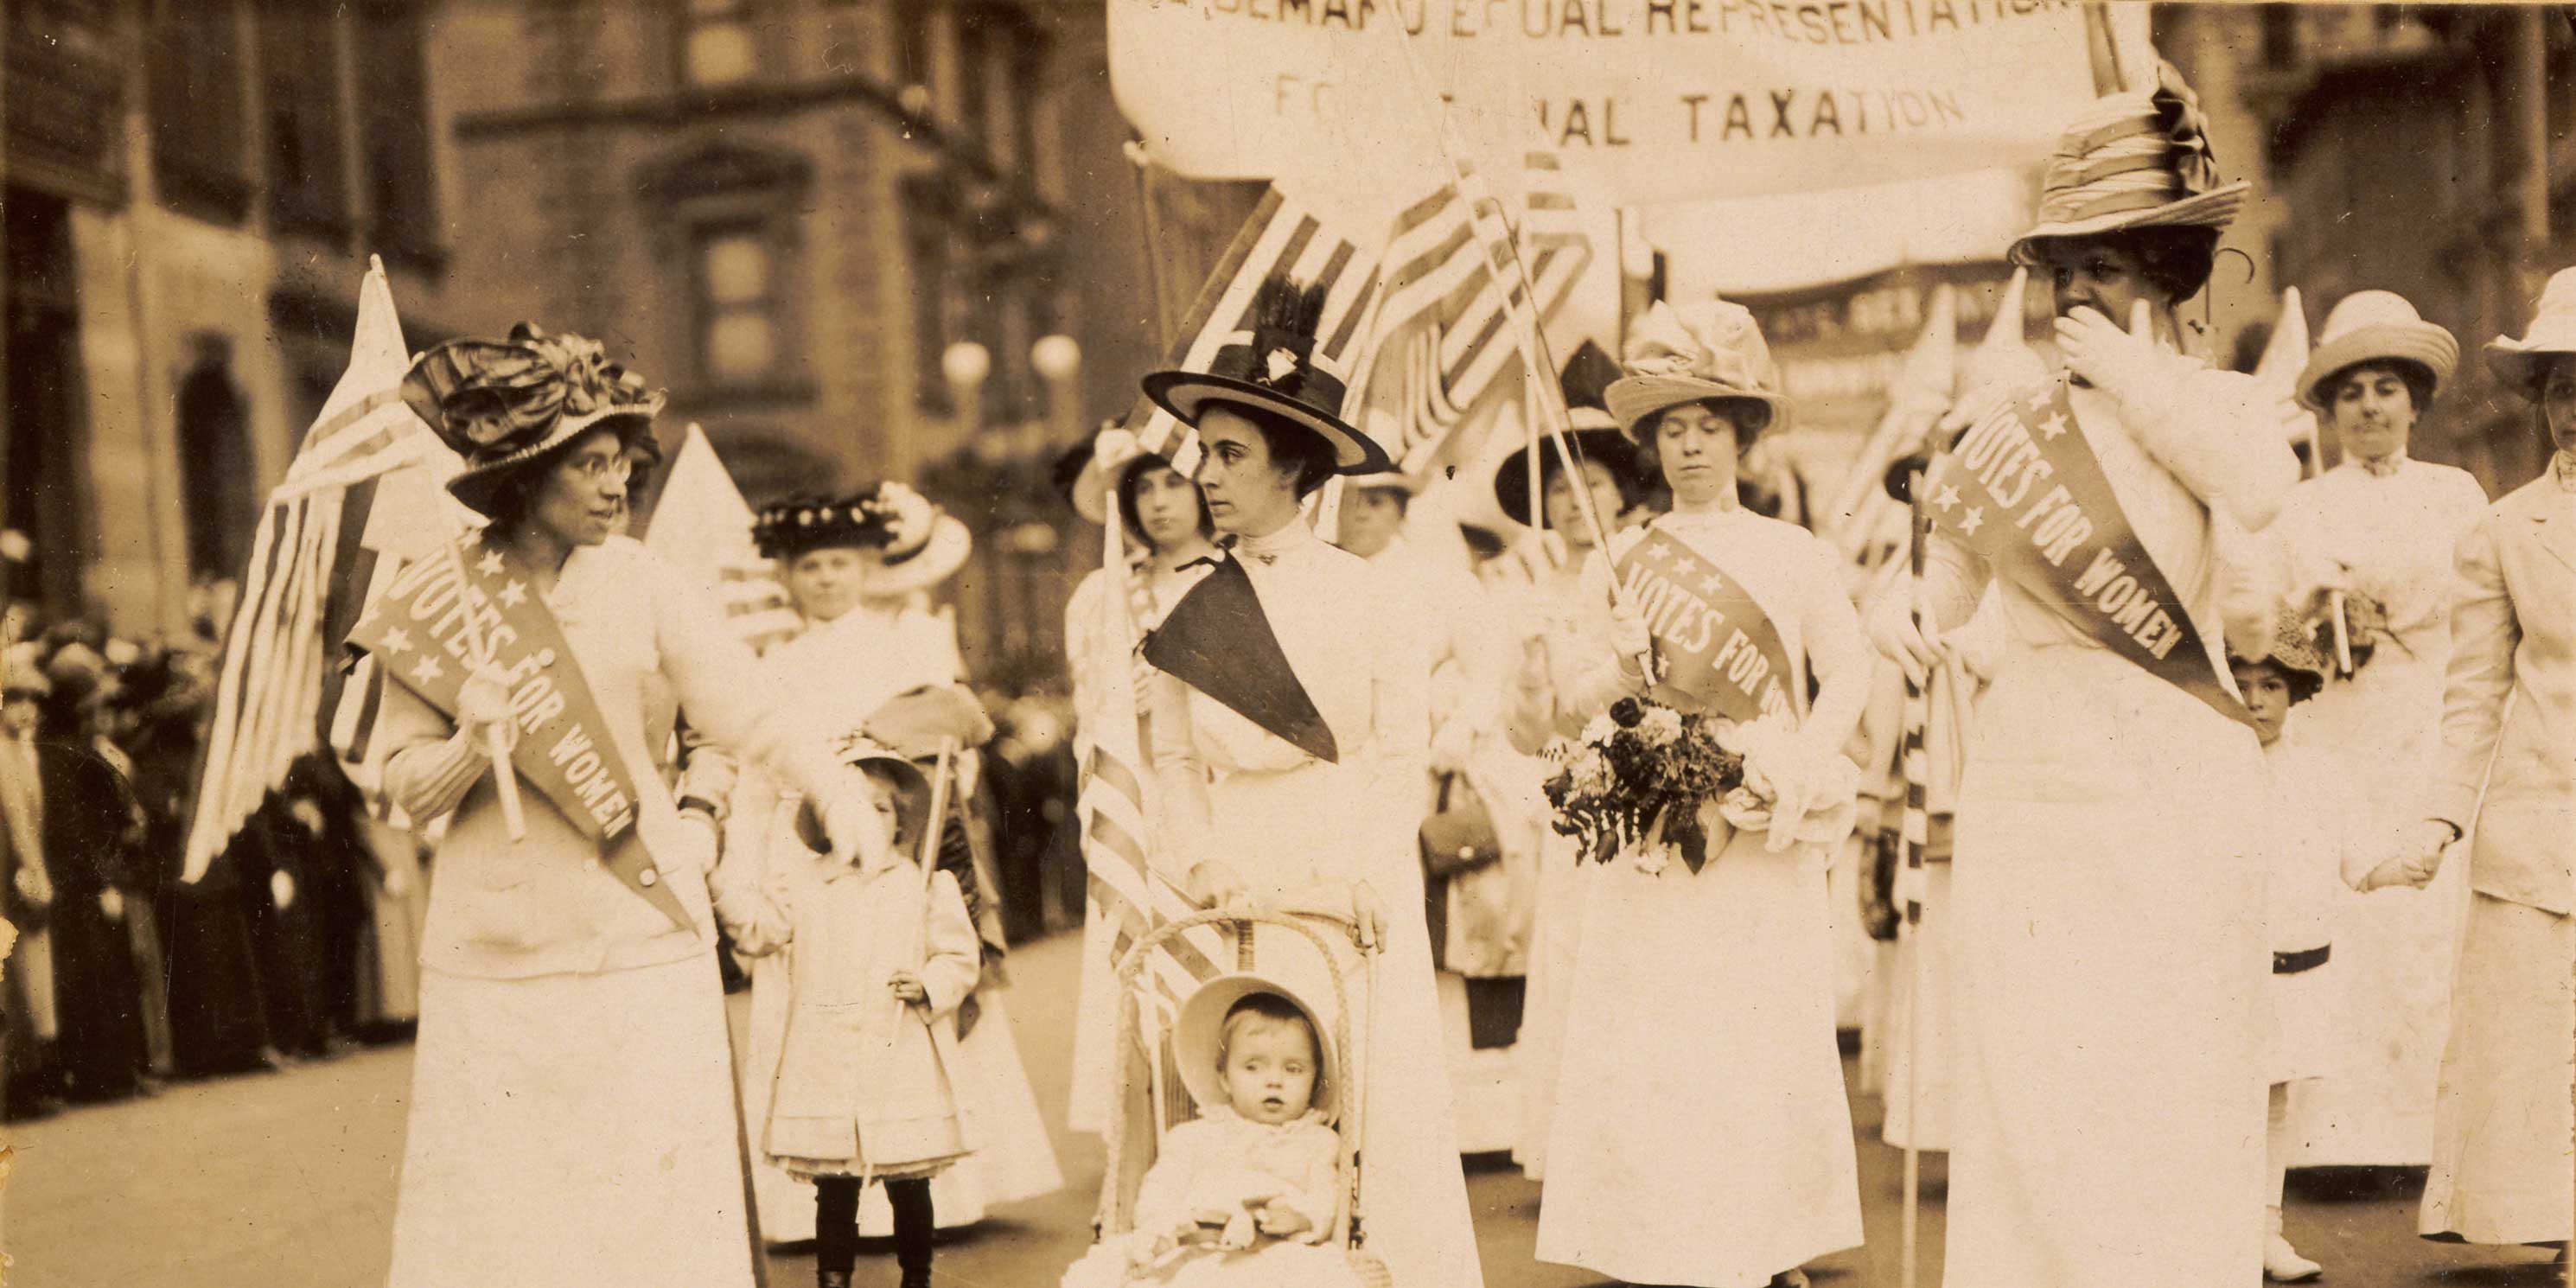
[4,1,2571,679]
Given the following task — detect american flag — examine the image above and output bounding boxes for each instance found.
[184,261,463,880]
[1126,188,1385,478]
[1369,150,1592,473]
[640,424,800,655]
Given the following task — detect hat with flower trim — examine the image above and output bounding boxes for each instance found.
[402,323,667,518]
[753,482,972,597]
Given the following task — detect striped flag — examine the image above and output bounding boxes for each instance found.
[641,424,800,655]
[1125,188,1384,477]
[1368,150,1594,473]
[185,261,462,880]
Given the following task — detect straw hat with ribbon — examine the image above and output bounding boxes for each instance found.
[403,323,667,518]
[2484,265,2576,399]
[2007,61,2249,267]
[2296,290,2458,411]
[1141,276,1392,475]
[1604,299,1792,443]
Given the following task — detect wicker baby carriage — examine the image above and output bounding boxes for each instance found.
[1090,906,1392,1288]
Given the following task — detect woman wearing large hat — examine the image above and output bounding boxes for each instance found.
[2264,290,2492,1170]
[721,481,1064,1247]
[1867,65,2302,1287]
[1062,424,1215,1137]
[2360,265,2576,1259]
[375,325,888,1288]
[1488,401,1648,1182]
[1136,275,1482,1288]
[1530,298,1869,1288]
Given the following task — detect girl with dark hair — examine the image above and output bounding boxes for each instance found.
[374,325,884,1288]
[1062,426,1217,1134]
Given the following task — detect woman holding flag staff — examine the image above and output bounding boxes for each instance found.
[1866,67,2299,1287]
[369,325,888,1288]
[1137,274,1482,1288]
[1533,299,1869,1288]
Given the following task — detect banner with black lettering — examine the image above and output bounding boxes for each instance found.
[345,537,689,930]
[1613,526,1800,724]
[1923,379,2251,728]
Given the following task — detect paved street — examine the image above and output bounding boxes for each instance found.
[0,930,2561,1287]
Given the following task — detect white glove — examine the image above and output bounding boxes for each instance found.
[271,869,297,910]
[1610,601,1655,685]
[456,664,519,756]
[2053,301,2174,410]
[2356,819,2455,892]
[13,865,54,908]
[99,889,124,923]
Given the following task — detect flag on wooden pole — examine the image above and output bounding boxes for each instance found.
[187,260,461,880]
[1125,188,1384,478]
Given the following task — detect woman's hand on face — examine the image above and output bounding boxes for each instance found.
[1865,590,1942,688]
[1349,880,1386,953]
[456,665,519,754]
[2052,301,2165,404]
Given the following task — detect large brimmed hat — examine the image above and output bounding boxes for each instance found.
[1173,972,1341,1121]
[755,482,970,596]
[1605,300,1792,442]
[403,323,667,518]
[2007,62,2249,267]
[1491,415,1644,527]
[1140,276,1393,475]
[1068,425,1186,531]
[2296,290,2458,411]
[2484,266,2576,399]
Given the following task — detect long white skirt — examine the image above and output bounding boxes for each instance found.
[1945,648,2268,1288]
[388,953,756,1288]
[2292,660,2465,1165]
[1537,828,1865,1286]
[2420,894,2573,1247]
[1513,833,1590,1180]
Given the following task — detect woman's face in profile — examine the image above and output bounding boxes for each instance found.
[530,429,638,549]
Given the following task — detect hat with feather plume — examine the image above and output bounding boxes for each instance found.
[1140,275,1391,474]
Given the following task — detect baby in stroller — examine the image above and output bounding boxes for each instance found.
[1062,974,1365,1288]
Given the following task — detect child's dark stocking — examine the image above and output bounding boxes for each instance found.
[813,1176,862,1287]
[886,1177,934,1287]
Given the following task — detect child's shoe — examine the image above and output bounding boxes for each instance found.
[2262,1205,2321,1282]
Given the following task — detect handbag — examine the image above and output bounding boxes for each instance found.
[1419,773,1500,974]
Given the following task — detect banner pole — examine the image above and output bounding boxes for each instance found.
[436,529,526,839]
[1899,465,1930,1288]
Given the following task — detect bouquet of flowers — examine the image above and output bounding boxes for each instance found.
[2296,571,2401,678]
[1544,698,1865,876]
[1541,697,1743,874]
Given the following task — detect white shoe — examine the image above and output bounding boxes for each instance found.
[2264,1205,2322,1282]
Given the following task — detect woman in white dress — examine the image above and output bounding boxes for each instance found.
[1490,409,1645,1181]
[1868,72,2298,1286]
[724,486,1062,1244]
[1064,429,1215,1135]
[2362,268,2576,1260]
[379,326,882,1288]
[2269,291,2490,1166]
[1137,275,1482,1288]
[1535,300,1869,1288]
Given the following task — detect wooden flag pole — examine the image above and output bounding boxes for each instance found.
[436,528,526,840]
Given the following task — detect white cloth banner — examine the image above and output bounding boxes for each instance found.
[1111,0,2101,208]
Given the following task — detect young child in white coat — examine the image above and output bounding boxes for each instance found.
[1062,978,1361,1288]
[2230,615,2357,1284]
[713,739,981,1288]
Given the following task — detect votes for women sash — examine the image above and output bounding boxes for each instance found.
[1613,527,1800,725]
[344,537,690,930]
[1923,379,2251,728]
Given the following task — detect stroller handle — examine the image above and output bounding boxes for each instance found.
[1097,905,1374,1255]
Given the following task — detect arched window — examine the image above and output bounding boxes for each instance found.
[175,346,258,580]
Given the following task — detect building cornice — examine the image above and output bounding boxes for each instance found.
[452,74,1055,220]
